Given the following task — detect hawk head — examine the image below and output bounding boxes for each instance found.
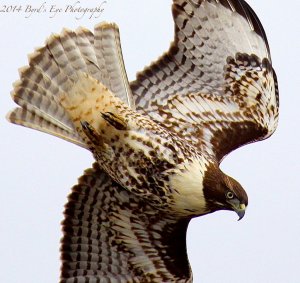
[203,164,248,220]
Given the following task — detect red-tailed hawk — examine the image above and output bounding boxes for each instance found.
[7,0,278,282]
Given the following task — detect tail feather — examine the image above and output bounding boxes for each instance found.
[94,23,134,108]
[46,34,81,83]
[74,27,101,78]
[28,46,74,93]
[7,108,86,148]
[58,29,90,75]
[12,87,73,131]
[7,22,133,147]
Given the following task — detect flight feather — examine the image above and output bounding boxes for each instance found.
[130,0,279,161]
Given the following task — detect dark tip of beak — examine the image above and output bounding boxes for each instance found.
[237,209,245,221]
[228,200,246,221]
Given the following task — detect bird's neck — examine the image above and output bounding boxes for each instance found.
[169,157,212,217]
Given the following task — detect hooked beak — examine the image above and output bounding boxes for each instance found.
[227,199,246,221]
[235,204,246,221]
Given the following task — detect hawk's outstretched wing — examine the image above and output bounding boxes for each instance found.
[130,0,279,162]
[61,163,191,283]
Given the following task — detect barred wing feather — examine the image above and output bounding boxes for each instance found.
[130,0,279,162]
[61,163,192,283]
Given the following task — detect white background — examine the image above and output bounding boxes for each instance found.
[1,1,299,282]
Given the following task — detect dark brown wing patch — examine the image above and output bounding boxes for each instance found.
[210,121,268,162]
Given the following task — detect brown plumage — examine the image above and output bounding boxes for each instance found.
[7,1,278,282]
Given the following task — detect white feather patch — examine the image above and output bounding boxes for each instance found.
[169,157,209,216]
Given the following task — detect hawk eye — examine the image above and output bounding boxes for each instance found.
[226,191,235,199]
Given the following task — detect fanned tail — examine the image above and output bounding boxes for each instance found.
[7,22,132,148]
